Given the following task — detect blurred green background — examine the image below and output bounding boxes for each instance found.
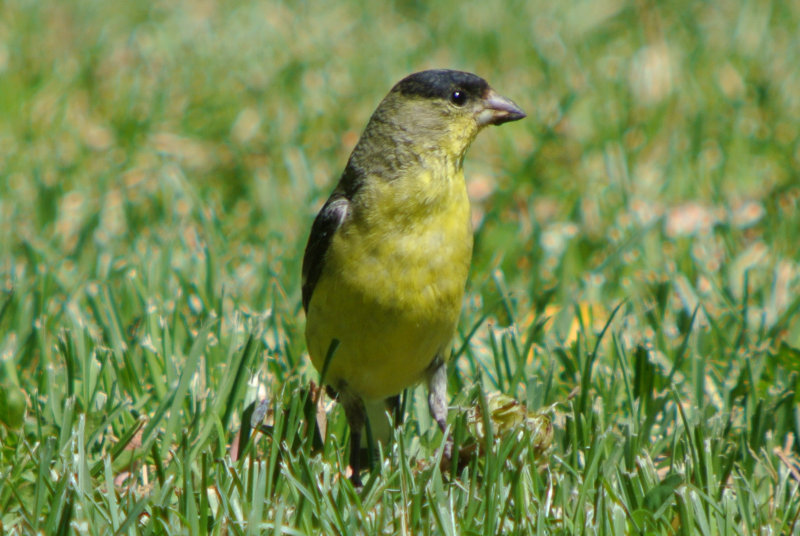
[2,0,797,311]
[1,0,799,532]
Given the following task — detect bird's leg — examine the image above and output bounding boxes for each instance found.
[387,394,403,428]
[426,355,452,460]
[340,391,366,487]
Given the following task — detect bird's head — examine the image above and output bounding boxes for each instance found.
[366,69,526,164]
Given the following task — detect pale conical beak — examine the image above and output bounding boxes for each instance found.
[477,89,526,127]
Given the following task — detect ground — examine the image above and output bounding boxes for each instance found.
[1,0,799,533]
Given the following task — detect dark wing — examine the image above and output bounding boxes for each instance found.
[301,192,350,312]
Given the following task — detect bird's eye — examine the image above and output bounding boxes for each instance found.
[450,90,467,106]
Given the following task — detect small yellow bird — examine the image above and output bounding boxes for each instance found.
[302,69,525,485]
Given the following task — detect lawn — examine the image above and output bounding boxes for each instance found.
[1,0,799,533]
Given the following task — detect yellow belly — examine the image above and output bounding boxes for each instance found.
[305,175,472,401]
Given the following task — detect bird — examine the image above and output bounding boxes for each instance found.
[301,69,525,485]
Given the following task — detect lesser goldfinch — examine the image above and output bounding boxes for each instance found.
[302,69,525,485]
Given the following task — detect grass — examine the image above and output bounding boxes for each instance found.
[1,0,800,533]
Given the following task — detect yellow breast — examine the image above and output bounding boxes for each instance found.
[305,168,472,401]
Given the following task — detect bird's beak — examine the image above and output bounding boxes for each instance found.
[476,89,526,127]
